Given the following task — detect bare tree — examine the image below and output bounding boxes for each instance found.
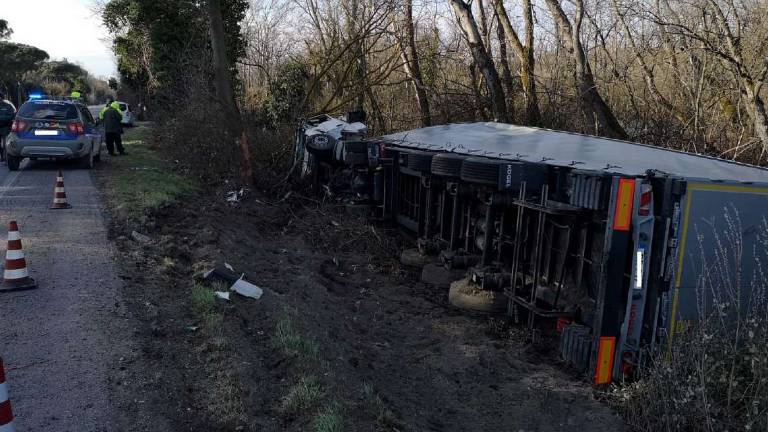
[494,0,540,125]
[395,0,432,126]
[610,0,684,123]
[543,0,627,138]
[449,0,509,122]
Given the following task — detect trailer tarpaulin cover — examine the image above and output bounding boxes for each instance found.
[381,123,768,183]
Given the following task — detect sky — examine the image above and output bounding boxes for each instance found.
[3,0,116,78]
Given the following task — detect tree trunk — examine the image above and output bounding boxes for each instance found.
[449,0,508,122]
[206,0,254,184]
[344,0,366,112]
[543,0,627,139]
[399,0,432,127]
[495,12,515,121]
[745,84,768,152]
[494,0,540,125]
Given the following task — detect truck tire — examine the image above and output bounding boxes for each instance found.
[401,150,433,173]
[7,155,20,171]
[448,277,507,314]
[421,263,466,289]
[461,157,548,191]
[400,248,435,268]
[460,157,509,186]
[431,153,467,177]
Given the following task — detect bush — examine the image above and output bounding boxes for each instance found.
[151,92,241,184]
[611,212,768,431]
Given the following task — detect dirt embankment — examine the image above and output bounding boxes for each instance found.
[100,173,625,430]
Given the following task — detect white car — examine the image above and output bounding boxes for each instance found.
[117,102,134,127]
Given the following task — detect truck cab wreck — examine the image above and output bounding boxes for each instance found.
[296,115,768,384]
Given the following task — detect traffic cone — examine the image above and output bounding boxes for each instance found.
[0,221,37,292]
[0,357,16,432]
[50,171,72,209]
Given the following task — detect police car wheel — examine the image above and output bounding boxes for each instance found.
[81,152,94,169]
[7,155,20,171]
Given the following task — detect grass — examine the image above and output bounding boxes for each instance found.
[191,283,223,329]
[361,383,400,429]
[281,375,325,413]
[313,403,344,432]
[272,313,320,361]
[96,124,197,221]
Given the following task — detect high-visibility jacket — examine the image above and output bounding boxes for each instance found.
[71,91,81,99]
[100,102,123,120]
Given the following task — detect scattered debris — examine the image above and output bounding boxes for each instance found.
[226,188,245,203]
[231,277,263,299]
[201,262,264,300]
[184,325,199,332]
[214,291,230,301]
[202,264,240,284]
[131,230,152,244]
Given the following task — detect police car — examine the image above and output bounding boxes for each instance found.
[6,95,102,170]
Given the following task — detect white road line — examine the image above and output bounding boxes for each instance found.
[0,160,27,202]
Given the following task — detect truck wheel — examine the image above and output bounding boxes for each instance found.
[448,277,507,314]
[431,153,466,177]
[400,248,435,268]
[460,157,548,191]
[421,263,466,289]
[7,155,20,171]
[400,150,434,173]
[460,157,510,186]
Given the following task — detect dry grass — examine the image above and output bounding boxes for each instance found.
[272,313,320,361]
[281,375,325,413]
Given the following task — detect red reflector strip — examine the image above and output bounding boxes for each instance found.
[594,336,616,384]
[612,179,635,231]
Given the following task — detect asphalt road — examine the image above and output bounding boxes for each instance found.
[0,158,126,430]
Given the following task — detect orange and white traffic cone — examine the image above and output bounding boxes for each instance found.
[50,171,72,209]
[0,357,16,432]
[0,221,37,292]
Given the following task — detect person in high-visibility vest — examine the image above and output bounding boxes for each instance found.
[102,101,126,156]
[99,98,115,120]
[70,91,81,100]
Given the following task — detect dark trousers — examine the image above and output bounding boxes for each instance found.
[105,132,125,155]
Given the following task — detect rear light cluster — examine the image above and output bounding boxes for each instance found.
[638,183,653,216]
[10,120,27,133]
[67,122,85,135]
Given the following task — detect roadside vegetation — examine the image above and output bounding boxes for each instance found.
[95,125,197,223]
[611,215,768,431]
[273,313,345,430]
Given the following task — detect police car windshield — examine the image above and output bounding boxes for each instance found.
[18,102,78,120]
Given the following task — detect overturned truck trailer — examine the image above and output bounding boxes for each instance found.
[296,116,768,383]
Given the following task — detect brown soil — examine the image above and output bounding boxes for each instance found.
[105,189,626,431]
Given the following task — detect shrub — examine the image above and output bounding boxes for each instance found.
[612,212,768,431]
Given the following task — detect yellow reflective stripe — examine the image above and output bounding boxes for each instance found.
[594,336,616,384]
[612,179,635,231]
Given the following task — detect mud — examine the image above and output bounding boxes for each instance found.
[105,189,626,431]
